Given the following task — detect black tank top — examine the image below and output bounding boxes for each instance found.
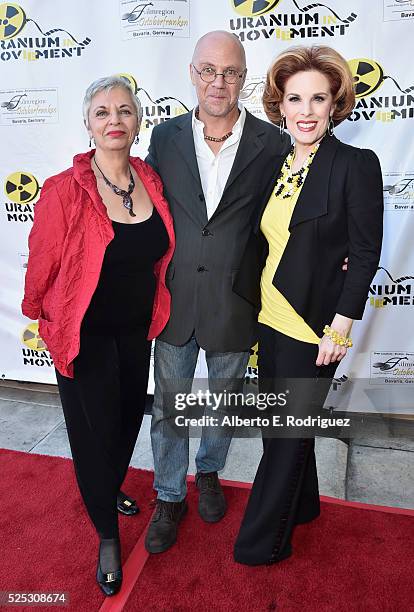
[82,207,169,333]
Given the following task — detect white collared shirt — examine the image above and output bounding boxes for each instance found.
[192,103,246,220]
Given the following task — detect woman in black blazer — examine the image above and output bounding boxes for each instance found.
[234,46,383,566]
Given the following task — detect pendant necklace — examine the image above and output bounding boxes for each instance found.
[94,157,136,217]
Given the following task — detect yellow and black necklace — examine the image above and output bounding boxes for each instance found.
[274,143,319,199]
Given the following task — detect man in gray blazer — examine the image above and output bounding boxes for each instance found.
[144,30,290,554]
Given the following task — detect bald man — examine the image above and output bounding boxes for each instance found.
[145,31,290,554]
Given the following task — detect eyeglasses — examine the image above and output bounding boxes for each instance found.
[192,64,246,85]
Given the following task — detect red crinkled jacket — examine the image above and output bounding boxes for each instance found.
[22,150,175,378]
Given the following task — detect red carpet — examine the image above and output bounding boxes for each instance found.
[124,483,414,612]
[0,449,154,612]
[1,449,413,611]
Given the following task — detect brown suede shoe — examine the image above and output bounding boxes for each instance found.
[195,471,227,523]
[145,499,188,554]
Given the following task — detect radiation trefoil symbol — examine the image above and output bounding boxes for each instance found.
[232,0,282,17]
[0,2,91,45]
[0,3,25,40]
[22,322,47,352]
[349,58,414,99]
[5,171,40,204]
[348,59,384,98]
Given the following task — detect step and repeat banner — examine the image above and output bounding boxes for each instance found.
[1,0,413,411]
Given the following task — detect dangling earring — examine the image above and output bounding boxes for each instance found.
[89,136,94,148]
[279,114,286,136]
[135,134,140,145]
[328,117,334,136]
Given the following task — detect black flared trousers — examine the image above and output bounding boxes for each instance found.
[234,323,337,565]
[56,328,151,539]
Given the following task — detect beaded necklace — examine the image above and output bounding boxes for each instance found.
[274,143,319,199]
[195,108,233,142]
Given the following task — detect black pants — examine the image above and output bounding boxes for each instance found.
[56,328,151,539]
[234,324,337,565]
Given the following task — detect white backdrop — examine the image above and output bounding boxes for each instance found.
[1,0,413,411]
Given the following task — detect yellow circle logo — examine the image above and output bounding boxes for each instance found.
[5,171,40,204]
[231,0,282,17]
[22,322,47,352]
[0,3,26,40]
[348,58,384,98]
[118,73,138,95]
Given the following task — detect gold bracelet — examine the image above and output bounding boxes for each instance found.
[323,325,353,348]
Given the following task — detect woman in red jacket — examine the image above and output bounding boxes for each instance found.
[22,76,175,596]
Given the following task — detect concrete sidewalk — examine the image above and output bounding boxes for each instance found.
[1,380,413,508]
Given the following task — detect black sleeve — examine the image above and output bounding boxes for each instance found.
[335,148,384,319]
[145,127,160,173]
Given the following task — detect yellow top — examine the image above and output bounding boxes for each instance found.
[258,150,321,344]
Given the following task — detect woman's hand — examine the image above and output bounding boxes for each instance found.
[316,314,353,367]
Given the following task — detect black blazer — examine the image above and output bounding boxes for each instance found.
[234,134,384,337]
[146,110,290,351]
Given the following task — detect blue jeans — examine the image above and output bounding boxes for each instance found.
[151,337,250,502]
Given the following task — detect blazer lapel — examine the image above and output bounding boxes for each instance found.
[171,111,208,226]
[223,112,266,193]
[289,134,340,229]
[171,112,202,187]
[215,113,291,223]
[207,112,267,221]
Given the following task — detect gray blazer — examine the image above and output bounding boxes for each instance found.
[146,110,290,352]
